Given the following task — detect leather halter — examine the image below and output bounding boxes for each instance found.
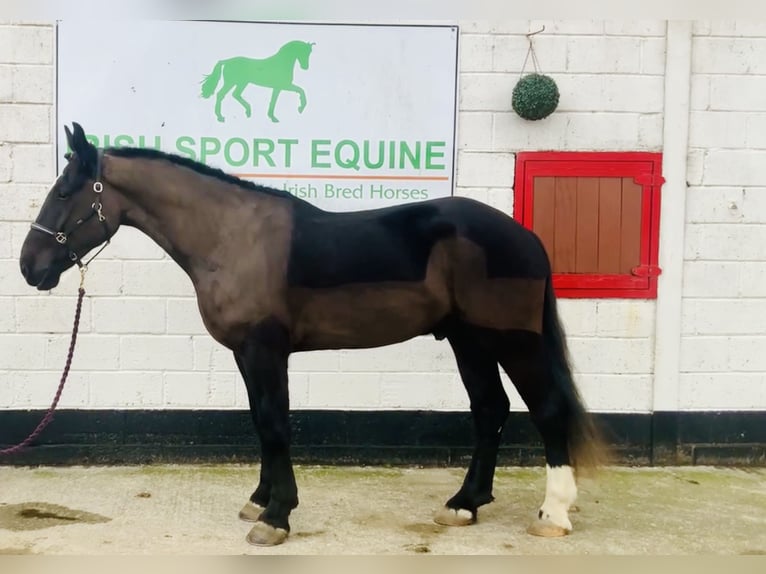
[30,149,111,268]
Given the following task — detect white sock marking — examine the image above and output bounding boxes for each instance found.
[538,464,576,531]
[456,508,473,520]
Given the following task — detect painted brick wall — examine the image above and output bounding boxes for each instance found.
[680,21,766,410]
[1,20,667,414]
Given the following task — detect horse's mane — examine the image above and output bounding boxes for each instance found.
[107,146,296,201]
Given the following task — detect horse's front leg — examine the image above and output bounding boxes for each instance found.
[238,321,298,546]
[234,352,271,522]
[289,83,307,113]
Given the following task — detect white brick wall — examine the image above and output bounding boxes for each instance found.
[0,104,51,143]
[1,19,764,415]
[0,25,53,64]
[680,22,766,410]
[559,300,655,412]
[456,23,666,154]
[9,144,54,182]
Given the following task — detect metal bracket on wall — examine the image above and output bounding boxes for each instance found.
[634,173,667,187]
[631,265,663,277]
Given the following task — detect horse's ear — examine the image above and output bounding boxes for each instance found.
[72,122,86,147]
[69,122,97,171]
[64,124,75,154]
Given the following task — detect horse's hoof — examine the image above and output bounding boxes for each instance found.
[238,501,264,523]
[526,518,571,537]
[246,521,289,547]
[433,506,475,526]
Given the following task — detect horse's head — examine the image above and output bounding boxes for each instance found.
[297,41,314,70]
[19,123,119,291]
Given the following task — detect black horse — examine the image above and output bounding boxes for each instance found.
[19,123,604,546]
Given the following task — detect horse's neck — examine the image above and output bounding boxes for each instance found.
[104,155,275,273]
[274,48,298,68]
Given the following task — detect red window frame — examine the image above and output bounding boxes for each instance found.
[513,151,664,299]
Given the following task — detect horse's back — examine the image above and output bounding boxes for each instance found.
[285,197,550,348]
[287,200,443,288]
[287,196,549,288]
[220,56,278,80]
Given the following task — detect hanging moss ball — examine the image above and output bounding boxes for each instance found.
[512,73,560,121]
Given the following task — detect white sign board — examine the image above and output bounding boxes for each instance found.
[56,20,458,211]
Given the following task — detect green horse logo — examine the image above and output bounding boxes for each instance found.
[200,40,315,123]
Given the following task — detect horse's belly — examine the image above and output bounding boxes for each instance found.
[288,282,449,351]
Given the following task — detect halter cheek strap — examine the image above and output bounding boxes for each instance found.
[30,149,111,269]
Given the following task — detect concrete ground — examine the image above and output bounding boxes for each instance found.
[0,464,764,555]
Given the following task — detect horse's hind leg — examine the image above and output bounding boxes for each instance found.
[434,327,510,527]
[237,320,299,547]
[214,80,235,122]
[232,84,252,118]
[498,331,578,537]
[267,89,282,123]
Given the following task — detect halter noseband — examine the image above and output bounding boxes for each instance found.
[30,149,111,269]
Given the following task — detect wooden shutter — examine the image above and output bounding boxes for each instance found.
[514,152,663,299]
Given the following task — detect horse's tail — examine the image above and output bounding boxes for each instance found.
[200,60,224,99]
[541,275,609,475]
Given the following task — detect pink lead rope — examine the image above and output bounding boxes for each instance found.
[0,277,86,456]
